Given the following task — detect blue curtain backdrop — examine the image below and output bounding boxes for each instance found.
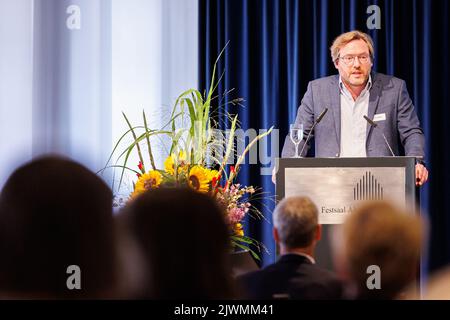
[199,0,450,271]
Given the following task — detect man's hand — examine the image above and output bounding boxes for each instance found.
[415,163,428,186]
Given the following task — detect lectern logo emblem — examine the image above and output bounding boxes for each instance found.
[354,171,384,201]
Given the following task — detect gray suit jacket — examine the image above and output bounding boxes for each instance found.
[281,72,425,159]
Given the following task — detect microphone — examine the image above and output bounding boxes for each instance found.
[363,115,395,157]
[298,108,329,157]
[315,108,328,123]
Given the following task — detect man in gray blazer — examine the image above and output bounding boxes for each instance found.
[281,30,428,186]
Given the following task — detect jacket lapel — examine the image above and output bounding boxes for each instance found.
[329,75,341,149]
[366,72,382,140]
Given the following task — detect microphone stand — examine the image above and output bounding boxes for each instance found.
[363,115,395,157]
[298,108,329,157]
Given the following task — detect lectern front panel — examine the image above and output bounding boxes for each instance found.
[285,167,406,224]
[276,157,417,271]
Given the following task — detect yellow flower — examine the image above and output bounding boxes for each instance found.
[207,169,219,180]
[164,150,187,175]
[164,155,175,175]
[234,223,244,237]
[131,170,163,198]
[188,166,211,193]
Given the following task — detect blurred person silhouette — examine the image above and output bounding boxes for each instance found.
[238,196,342,299]
[332,201,424,300]
[401,264,450,300]
[0,155,120,299]
[420,266,450,300]
[119,187,236,299]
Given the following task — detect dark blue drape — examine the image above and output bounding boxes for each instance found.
[199,0,450,271]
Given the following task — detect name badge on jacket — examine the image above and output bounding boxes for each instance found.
[373,113,386,122]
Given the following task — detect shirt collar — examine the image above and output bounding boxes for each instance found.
[339,74,372,99]
[283,252,316,264]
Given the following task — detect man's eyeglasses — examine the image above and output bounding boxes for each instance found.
[339,54,371,66]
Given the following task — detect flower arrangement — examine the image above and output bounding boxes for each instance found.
[101,50,272,259]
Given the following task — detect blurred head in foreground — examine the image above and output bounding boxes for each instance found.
[120,187,235,299]
[419,266,450,300]
[0,155,118,299]
[333,201,424,300]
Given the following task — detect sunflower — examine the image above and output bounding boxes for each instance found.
[207,169,219,180]
[164,150,187,175]
[131,170,163,198]
[164,155,175,175]
[188,166,211,193]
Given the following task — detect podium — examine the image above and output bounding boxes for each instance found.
[276,157,418,271]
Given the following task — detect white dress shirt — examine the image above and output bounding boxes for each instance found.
[339,75,372,157]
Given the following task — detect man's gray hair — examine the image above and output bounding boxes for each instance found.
[273,196,319,248]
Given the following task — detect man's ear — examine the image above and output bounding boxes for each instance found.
[273,227,280,243]
[334,59,339,70]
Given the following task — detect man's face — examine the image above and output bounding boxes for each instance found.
[334,39,373,88]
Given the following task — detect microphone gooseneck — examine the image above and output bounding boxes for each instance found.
[298,108,329,157]
[363,115,395,157]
